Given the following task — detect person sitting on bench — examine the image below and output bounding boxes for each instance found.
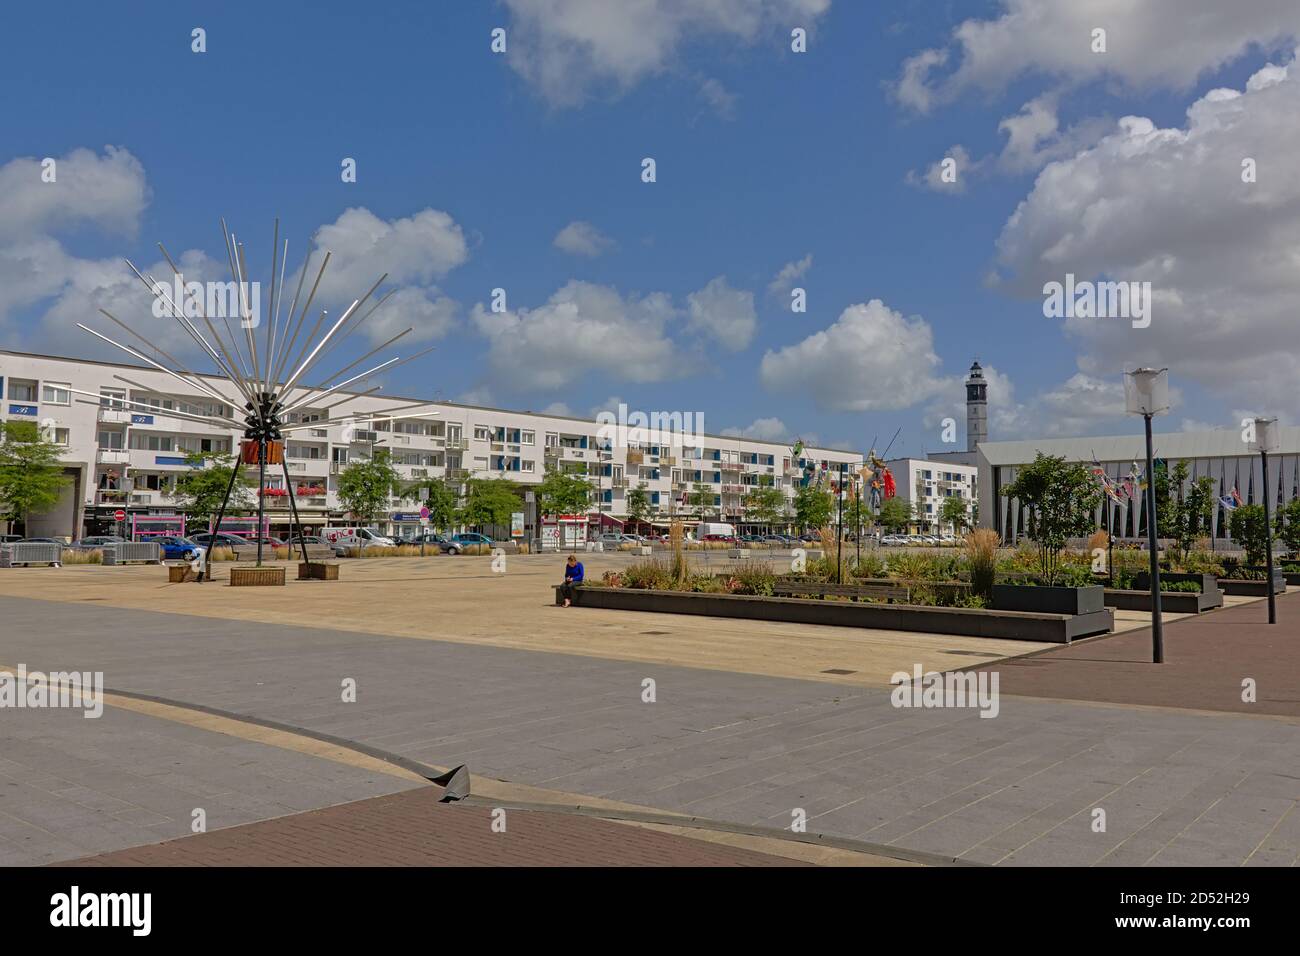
[561,554,584,607]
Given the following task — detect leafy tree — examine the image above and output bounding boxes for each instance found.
[1155,461,1217,560]
[877,497,911,533]
[1229,504,1270,566]
[793,485,832,531]
[459,477,521,531]
[626,483,652,532]
[415,478,459,531]
[336,449,403,524]
[689,482,715,519]
[939,495,969,534]
[843,493,869,534]
[536,468,592,516]
[1000,453,1102,584]
[1278,497,1300,558]
[0,421,70,534]
[169,452,254,525]
[743,486,785,529]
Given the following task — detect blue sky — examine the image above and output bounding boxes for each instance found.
[3,1,1298,455]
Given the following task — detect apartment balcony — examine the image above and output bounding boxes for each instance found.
[626,450,645,465]
[97,408,131,424]
[95,489,131,506]
[445,467,469,480]
[444,437,468,451]
[96,449,130,465]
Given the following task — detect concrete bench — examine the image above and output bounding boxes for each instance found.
[774,581,911,603]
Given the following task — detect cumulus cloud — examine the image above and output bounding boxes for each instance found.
[0,146,149,242]
[502,0,831,108]
[722,416,790,441]
[992,53,1300,412]
[553,220,615,257]
[906,145,977,193]
[471,280,685,391]
[308,206,468,346]
[895,0,1300,113]
[698,76,738,119]
[686,275,755,349]
[759,299,947,412]
[767,253,812,297]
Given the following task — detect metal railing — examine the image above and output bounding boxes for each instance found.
[102,541,161,565]
[0,542,63,567]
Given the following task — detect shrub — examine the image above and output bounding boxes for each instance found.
[1177,550,1224,575]
[62,548,103,565]
[1053,563,1099,588]
[621,558,674,590]
[1162,580,1202,592]
[963,529,998,601]
[851,553,886,579]
[887,552,949,582]
[1229,505,1270,566]
[729,562,776,595]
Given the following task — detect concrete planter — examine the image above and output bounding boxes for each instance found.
[1104,587,1223,613]
[1284,570,1300,587]
[558,585,1113,643]
[991,584,1104,615]
[1134,571,1217,593]
[1219,571,1286,596]
[230,566,286,587]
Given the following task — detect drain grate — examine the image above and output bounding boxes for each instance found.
[821,668,857,675]
[942,649,997,657]
[640,630,671,635]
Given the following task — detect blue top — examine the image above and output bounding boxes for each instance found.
[565,561,584,583]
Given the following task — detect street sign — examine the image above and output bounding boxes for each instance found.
[419,506,430,520]
[113,509,126,522]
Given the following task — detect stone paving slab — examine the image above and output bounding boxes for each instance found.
[3,594,1297,866]
[55,786,805,867]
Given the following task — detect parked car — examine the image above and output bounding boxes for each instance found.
[412,532,456,552]
[446,533,493,554]
[191,532,252,549]
[68,535,124,550]
[321,527,396,551]
[879,534,908,546]
[595,532,625,546]
[0,534,22,545]
[19,537,64,545]
[280,535,325,546]
[153,535,203,560]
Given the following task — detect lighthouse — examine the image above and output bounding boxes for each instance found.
[966,360,987,452]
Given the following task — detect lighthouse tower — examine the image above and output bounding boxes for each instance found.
[966,361,987,452]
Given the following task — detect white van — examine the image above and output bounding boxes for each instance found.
[321,527,396,552]
[697,522,736,539]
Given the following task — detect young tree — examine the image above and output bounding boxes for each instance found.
[939,495,969,535]
[169,452,254,525]
[625,483,652,533]
[1278,497,1300,558]
[743,486,785,530]
[336,449,403,525]
[415,478,459,531]
[877,497,911,533]
[0,421,70,534]
[1000,453,1102,584]
[793,485,832,531]
[536,468,592,516]
[1156,461,1218,560]
[459,477,521,531]
[1229,504,1270,566]
[689,482,714,519]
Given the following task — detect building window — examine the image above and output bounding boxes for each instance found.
[129,434,174,452]
[521,430,535,445]
[474,425,491,441]
[522,459,535,473]
[51,427,70,445]
[41,382,71,405]
[8,379,37,402]
[100,389,126,409]
[97,429,124,450]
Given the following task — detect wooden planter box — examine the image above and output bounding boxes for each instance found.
[298,562,339,580]
[230,566,286,587]
[167,565,199,583]
[991,584,1104,615]
[1103,587,1223,613]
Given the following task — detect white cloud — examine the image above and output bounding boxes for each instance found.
[308,207,468,347]
[896,0,1300,113]
[759,299,947,412]
[553,220,615,257]
[541,401,574,416]
[906,145,976,193]
[698,77,738,119]
[767,253,812,296]
[993,52,1300,412]
[471,280,685,391]
[686,275,755,349]
[502,0,831,108]
[722,416,790,441]
[0,146,149,242]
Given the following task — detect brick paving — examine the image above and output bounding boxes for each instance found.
[977,590,1300,716]
[56,786,805,866]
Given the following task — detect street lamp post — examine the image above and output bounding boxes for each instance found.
[1124,368,1170,664]
[1251,417,1280,625]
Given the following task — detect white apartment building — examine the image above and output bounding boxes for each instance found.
[0,349,862,539]
[883,457,978,532]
